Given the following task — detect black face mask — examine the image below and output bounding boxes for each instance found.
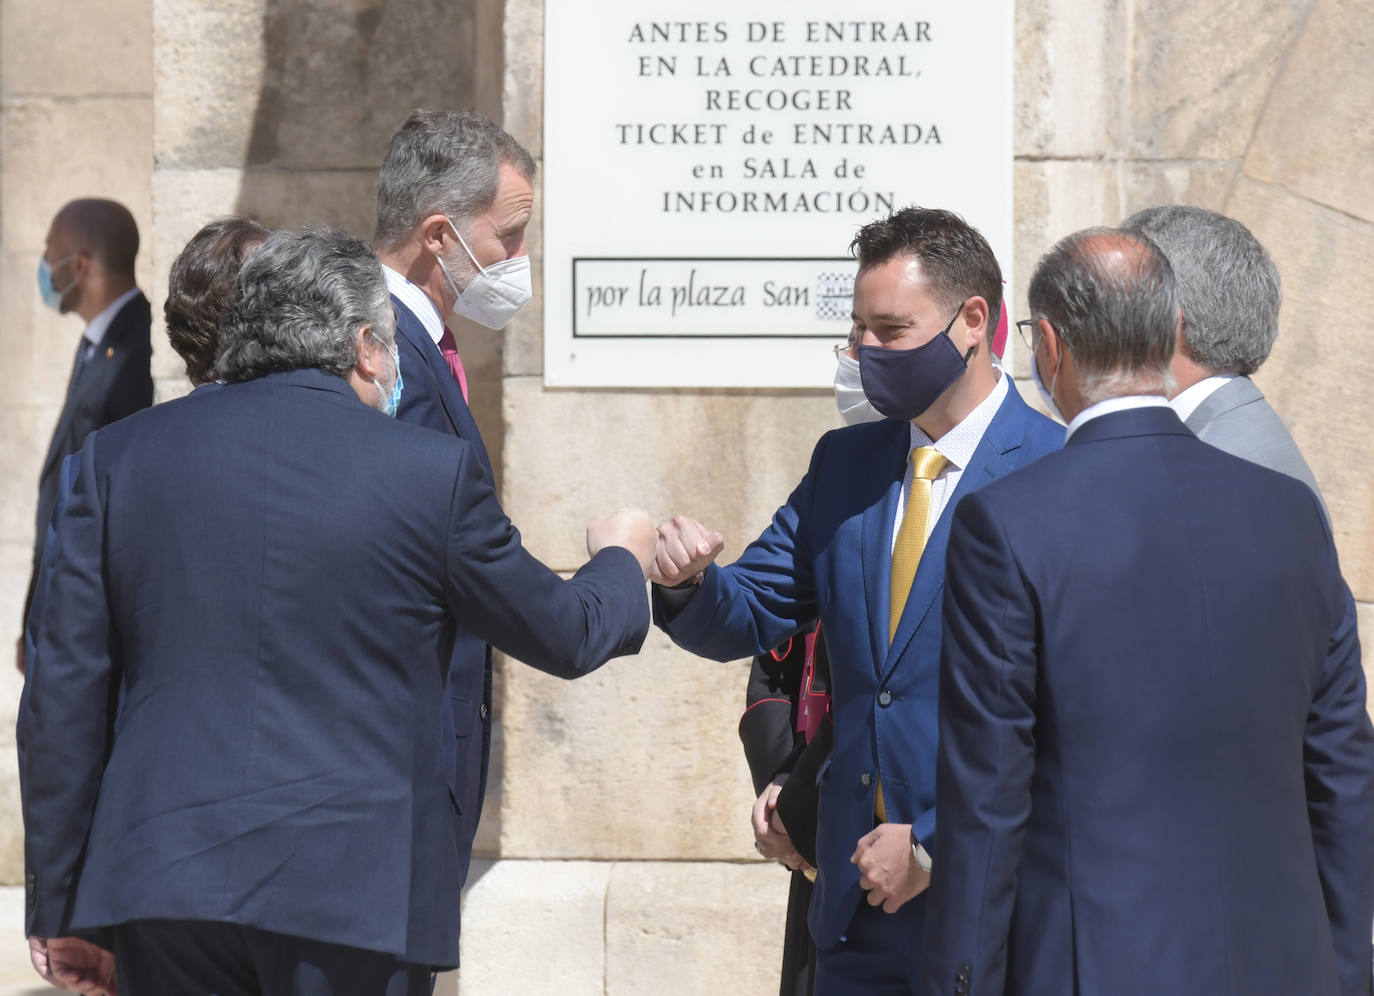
[857,303,972,421]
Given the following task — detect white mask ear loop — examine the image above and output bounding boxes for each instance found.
[446,218,486,274]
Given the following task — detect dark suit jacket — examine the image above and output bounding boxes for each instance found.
[25,292,153,623]
[391,295,495,885]
[656,383,1063,950]
[923,406,1374,996]
[16,369,648,969]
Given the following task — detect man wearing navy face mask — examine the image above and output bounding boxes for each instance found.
[651,207,1063,994]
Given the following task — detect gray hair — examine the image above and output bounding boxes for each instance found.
[373,109,537,249]
[1122,205,1279,376]
[1028,227,1178,404]
[217,227,395,383]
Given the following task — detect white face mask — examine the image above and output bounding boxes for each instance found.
[437,218,532,330]
[1030,338,1066,423]
[833,351,883,426]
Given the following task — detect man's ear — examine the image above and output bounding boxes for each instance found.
[960,296,990,349]
[419,214,451,257]
[1037,318,1063,374]
[354,325,381,380]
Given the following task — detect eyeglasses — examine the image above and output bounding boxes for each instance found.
[1015,319,1036,351]
[833,342,851,361]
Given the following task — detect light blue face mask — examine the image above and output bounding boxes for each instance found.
[37,254,76,312]
[380,339,403,417]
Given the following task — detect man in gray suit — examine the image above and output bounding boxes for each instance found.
[1123,206,1323,505]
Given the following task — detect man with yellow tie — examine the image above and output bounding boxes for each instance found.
[651,207,1063,994]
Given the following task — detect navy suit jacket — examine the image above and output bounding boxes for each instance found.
[16,369,648,968]
[655,382,1062,949]
[25,292,153,624]
[923,407,1374,996]
[391,296,495,884]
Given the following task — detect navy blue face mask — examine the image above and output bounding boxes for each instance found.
[857,301,973,421]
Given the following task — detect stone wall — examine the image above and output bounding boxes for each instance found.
[0,0,1371,991]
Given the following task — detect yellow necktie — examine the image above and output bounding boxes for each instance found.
[876,445,947,824]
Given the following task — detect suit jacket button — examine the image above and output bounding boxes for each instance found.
[479,703,489,721]
[878,690,893,707]
[859,771,872,786]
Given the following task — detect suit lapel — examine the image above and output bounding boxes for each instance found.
[392,298,493,479]
[880,386,1028,680]
[861,426,912,673]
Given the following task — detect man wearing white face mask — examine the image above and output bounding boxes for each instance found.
[370,110,548,915]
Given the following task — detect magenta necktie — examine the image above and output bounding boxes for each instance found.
[437,326,469,402]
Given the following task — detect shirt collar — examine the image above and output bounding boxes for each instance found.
[84,287,141,348]
[381,264,446,345]
[908,369,1010,470]
[1065,394,1172,442]
[1169,373,1236,423]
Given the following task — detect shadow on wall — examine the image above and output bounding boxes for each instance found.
[232,0,510,846]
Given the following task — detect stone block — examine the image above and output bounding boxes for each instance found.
[0,542,33,667]
[497,627,762,860]
[155,0,480,170]
[500,376,838,571]
[502,0,545,162]
[1125,0,1309,160]
[452,859,609,993]
[1245,0,1374,222]
[1227,177,1374,601]
[0,97,153,254]
[1,0,153,97]
[0,406,69,552]
[1014,0,1125,158]
[605,861,788,996]
[499,194,543,379]
[0,888,42,984]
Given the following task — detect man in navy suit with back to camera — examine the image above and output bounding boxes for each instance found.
[652,207,1062,994]
[371,109,536,881]
[18,227,654,994]
[922,226,1374,996]
[18,198,153,674]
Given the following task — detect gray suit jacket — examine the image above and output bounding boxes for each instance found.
[1184,376,1326,516]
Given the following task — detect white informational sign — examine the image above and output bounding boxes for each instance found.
[543,4,1014,388]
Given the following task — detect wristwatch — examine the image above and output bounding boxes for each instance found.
[910,829,933,872]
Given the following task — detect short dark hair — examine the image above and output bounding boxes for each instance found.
[1028,227,1177,399]
[164,217,271,385]
[373,109,537,249]
[54,198,140,279]
[849,207,1002,329]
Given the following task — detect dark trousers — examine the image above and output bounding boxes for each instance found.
[813,896,926,996]
[112,920,434,996]
[779,871,817,996]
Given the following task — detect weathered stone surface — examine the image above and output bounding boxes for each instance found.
[502,0,545,162]
[497,627,762,860]
[155,0,479,170]
[0,98,153,253]
[1014,0,1125,157]
[0,406,67,552]
[1125,0,1309,160]
[1245,0,1374,222]
[1118,160,1239,219]
[1,0,152,97]
[1228,176,1374,601]
[0,544,30,884]
[452,859,610,993]
[500,194,543,379]
[500,376,837,571]
[605,861,787,996]
[0,889,39,982]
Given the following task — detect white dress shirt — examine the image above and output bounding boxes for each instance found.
[892,371,1010,549]
[1064,394,1172,443]
[381,265,446,345]
[1169,374,1237,424]
[81,287,141,357]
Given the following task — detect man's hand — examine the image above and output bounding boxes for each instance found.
[851,822,930,914]
[30,936,119,995]
[752,775,808,871]
[650,515,724,586]
[586,509,657,579]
